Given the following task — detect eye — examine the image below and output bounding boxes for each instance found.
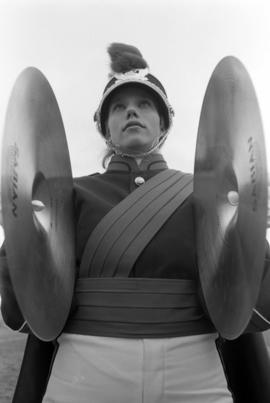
[112,103,125,111]
[139,100,151,108]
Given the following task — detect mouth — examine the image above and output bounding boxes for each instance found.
[123,121,145,131]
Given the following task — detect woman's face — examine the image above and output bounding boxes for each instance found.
[106,85,164,154]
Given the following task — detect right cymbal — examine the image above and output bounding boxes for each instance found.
[1,67,75,341]
[194,56,268,339]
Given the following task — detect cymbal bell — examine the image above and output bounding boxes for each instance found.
[194,56,268,339]
[1,67,75,341]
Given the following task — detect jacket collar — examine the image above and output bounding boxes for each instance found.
[106,154,168,173]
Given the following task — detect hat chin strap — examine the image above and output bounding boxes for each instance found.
[106,132,169,159]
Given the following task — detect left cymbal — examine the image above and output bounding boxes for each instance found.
[194,56,268,339]
[1,67,75,341]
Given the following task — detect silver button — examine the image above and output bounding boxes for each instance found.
[134,176,145,186]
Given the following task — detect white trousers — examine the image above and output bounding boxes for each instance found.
[43,333,233,403]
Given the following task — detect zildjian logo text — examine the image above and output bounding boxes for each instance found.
[247,136,257,212]
[8,143,19,217]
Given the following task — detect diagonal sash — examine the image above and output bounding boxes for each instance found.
[80,170,193,277]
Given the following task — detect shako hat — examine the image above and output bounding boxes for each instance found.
[94,43,174,137]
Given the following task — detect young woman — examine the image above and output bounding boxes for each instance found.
[1,43,270,403]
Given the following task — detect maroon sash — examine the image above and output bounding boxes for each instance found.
[80,169,193,277]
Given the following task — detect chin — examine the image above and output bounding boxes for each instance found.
[123,141,150,154]
[123,135,151,150]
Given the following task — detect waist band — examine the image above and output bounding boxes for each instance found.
[64,277,215,338]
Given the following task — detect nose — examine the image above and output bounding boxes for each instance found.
[126,106,138,119]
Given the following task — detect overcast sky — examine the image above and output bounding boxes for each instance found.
[1,0,270,172]
[0,0,269,245]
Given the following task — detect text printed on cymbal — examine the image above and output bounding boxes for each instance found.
[7,143,19,218]
[248,136,257,212]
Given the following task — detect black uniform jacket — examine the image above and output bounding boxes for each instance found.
[74,154,197,279]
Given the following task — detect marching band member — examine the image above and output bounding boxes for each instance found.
[1,43,270,403]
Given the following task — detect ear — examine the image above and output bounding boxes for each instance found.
[159,115,166,134]
[104,122,111,139]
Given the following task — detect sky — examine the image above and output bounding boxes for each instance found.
[0,0,269,245]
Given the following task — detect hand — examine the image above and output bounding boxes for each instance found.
[0,247,12,291]
[0,245,25,329]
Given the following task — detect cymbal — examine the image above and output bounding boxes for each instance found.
[194,56,268,339]
[1,67,75,341]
